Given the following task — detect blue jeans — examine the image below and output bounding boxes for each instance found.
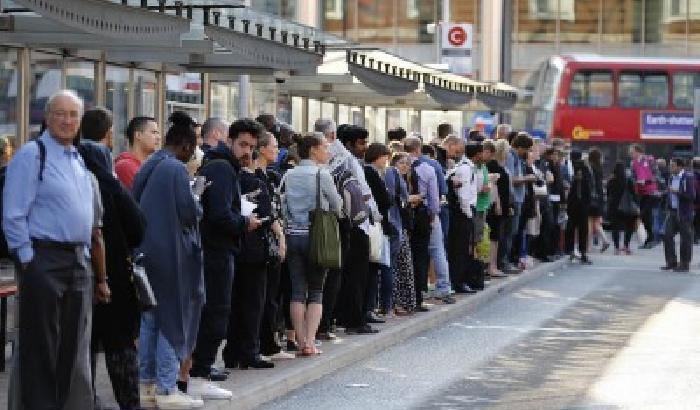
[138,311,180,395]
[429,218,452,294]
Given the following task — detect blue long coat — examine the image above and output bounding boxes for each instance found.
[132,149,204,359]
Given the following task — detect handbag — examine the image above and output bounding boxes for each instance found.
[368,221,384,263]
[309,170,342,269]
[619,187,640,216]
[131,253,157,311]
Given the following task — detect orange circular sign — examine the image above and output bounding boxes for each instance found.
[447,26,466,46]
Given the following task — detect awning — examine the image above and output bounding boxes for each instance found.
[10,0,190,47]
[345,50,422,97]
[477,83,518,111]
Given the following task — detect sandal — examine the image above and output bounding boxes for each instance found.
[301,345,322,356]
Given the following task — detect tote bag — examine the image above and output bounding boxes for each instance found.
[309,170,342,269]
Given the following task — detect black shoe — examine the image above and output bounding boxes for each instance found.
[366,312,386,324]
[415,305,430,312]
[346,324,379,334]
[437,294,457,304]
[660,264,677,271]
[455,284,477,294]
[286,340,299,352]
[237,359,275,369]
[674,265,690,273]
[189,366,229,381]
[580,256,592,265]
[316,331,337,341]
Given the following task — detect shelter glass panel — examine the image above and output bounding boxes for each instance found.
[291,96,304,132]
[251,82,277,119]
[106,66,130,154]
[210,81,240,124]
[30,51,62,137]
[134,70,157,118]
[167,73,204,123]
[308,99,321,132]
[64,59,95,111]
[0,47,18,162]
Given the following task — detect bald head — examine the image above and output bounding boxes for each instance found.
[44,89,83,146]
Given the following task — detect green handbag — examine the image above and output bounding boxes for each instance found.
[309,169,342,269]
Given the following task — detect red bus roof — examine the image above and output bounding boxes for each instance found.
[558,54,700,67]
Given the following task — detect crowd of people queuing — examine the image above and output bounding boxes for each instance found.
[1,89,697,410]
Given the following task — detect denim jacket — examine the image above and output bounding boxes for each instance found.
[281,160,342,233]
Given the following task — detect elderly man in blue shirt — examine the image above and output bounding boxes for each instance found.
[3,90,103,410]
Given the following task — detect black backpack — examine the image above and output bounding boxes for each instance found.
[0,140,47,259]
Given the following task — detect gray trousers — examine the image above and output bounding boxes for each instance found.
[9,241,94,410]
[664,211,693,267]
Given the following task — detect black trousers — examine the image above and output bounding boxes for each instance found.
[535,198,555,259]
[611,214,636,249]
[319,268,342,333]
[11,243,94,410]
[664,211,693,267]
[224,261,268,364]
[447,209,473,290]
[339,227,370,328]
[640,195,657,244]
[410,224,431,308]
[565,210,589,257]
[259,260,282,356]
[191,247,235,374]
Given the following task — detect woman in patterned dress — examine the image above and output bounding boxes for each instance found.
[385,153,416,314]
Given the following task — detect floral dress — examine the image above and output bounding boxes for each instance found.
[392,229,416,312]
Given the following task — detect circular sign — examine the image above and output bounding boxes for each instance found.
[447,26,466,46]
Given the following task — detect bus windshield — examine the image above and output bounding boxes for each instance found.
[532,59,561,110]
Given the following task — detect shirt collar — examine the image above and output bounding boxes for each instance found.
[299,159,316,167]
[41,130,78,156]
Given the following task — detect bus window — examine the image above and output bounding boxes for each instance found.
[567,71,613,108]
[673,72,700,109]
[618,72,669,108]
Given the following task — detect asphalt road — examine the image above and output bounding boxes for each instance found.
[261,244,700,410]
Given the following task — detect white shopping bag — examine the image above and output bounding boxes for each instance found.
[635,222,647,245]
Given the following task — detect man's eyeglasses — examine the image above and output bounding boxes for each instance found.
[49,110,81,120]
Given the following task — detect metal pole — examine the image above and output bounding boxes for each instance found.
[694,88,700,156]
[94,52,106,107]
[17,47,30,144]
[238,74,250,118]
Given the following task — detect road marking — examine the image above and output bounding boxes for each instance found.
[450,323,637,335]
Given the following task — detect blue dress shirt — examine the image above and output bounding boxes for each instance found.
[2,131,94,263]
[420,155,448,197]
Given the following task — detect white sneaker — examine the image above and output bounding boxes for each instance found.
[155,390,204,409]
[268,351,295,360]
[140,383,156,408]
[188,378,233,400]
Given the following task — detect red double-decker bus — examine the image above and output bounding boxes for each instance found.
[524,54,700,161]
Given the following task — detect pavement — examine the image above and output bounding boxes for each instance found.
[261,242,700,410]
[0,253,567,410]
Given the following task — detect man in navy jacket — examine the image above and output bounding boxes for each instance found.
[661,157,696,272]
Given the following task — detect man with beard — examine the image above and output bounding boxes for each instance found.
[189,119,263,391]
[223,126,280,370]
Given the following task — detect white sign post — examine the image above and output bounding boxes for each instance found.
[440,23,473,76]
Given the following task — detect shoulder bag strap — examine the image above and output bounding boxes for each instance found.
[316,169,322,210]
